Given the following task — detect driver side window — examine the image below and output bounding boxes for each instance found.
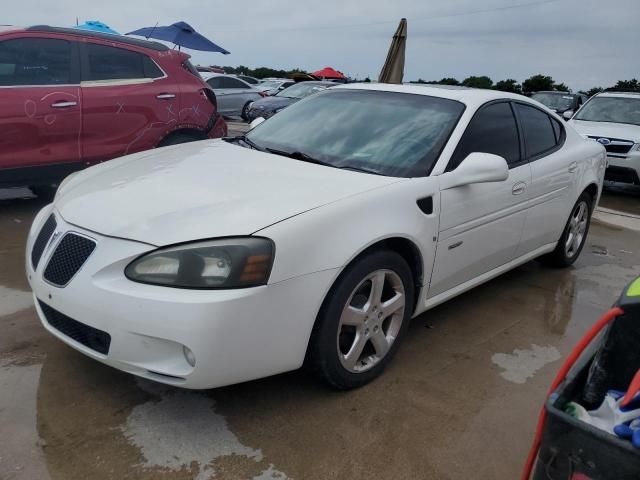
[447,101,521,172]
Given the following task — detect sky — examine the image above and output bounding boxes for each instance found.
[7,0,639,91]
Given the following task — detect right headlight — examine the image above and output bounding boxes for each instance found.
[125,237,274,289]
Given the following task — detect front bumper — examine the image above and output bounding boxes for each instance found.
[605,152,640,185]
[26,206,337,389]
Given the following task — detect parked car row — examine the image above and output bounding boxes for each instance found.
[0,25,227,195]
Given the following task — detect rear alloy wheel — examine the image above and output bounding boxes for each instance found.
[308,250,414,389]
[542,192,593,267]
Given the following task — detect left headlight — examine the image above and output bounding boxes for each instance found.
[125,237,274,289]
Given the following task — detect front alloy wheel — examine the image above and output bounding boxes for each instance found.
[337,270,405,373]
[307,250,414,389]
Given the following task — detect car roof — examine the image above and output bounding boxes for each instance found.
[293,81,335,86]
[533,90,573,95]
[7,25,170,51]
[595,91,640,99]
[336,82,534,108]
[0,25,21,34]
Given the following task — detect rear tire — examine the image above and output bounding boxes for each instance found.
[157,132,203,148]
[30,185,57,200]
[307,250,414,390]
[542,192,593,268]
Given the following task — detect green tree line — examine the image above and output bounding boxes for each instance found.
[410,75,640,96]
[206,64,639,97]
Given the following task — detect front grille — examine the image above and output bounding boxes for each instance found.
[587,136,634,155]
[43,233,96,286]
[39,300,111,354]
[605,144,633,155]
[31,214,57,270]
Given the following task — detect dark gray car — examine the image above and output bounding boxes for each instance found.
[246,81,335,122]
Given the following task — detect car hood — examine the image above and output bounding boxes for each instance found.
[570,119,640,142]
[55,140,401,246]
[250,96,296,111]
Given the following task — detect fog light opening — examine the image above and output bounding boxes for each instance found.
[183,345,196,367]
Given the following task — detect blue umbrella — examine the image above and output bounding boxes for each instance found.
[73,20,119,35]
[126,21,229,54]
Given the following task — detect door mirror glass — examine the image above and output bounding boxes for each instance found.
[563,110,574,120]
[249,117,265,130]
[440,152,509,190]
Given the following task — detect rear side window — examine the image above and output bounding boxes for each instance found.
[85,44,163,81]
[222,77,248,89]
[515,103,558,158]
[207,77,223,89]
[0,38,72,86]
[551,117,563,143]
[448,102,521,171]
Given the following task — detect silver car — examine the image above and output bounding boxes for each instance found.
[202,73,264,119]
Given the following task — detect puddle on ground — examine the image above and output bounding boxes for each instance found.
[0,362,50,480]
[491,344,561,384]
[121,380,290,479]
[0,285,33,317]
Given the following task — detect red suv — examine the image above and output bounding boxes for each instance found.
[0,25,227,196]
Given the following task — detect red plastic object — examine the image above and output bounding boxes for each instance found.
[621,369,640,408]
[521,306,625,480]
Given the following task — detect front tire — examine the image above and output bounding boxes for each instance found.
[307,250,414,390]
[542,192,593,268]
[157,132,203,148]
[30,184,57,200]
[241,101,253,122]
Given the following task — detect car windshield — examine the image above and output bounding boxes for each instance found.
[532,92,575,110]
[259,81,282,88]
[245,89,465,177]
[276,83,328,99]
[574,96,640,126]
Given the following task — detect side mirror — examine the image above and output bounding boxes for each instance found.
[563,110,574,120]
[440,152,509,190]
[249,117,265,130]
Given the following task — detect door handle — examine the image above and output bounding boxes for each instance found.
[512,182,527,196]
[156,93,176,100]
[568,161,578,173]
[51,101,77,108]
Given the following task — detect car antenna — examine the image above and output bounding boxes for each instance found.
[146,21,158,40]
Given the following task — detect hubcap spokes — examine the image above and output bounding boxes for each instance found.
[337,270,405,373]
[565,201,588,258]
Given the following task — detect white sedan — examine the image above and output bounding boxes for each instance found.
[26,84,605,390]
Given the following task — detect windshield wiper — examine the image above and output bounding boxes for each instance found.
[224,135,264,151]
[264,147,335,167]
[339,165,386,176]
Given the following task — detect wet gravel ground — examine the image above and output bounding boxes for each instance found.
[1,162,639,479]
